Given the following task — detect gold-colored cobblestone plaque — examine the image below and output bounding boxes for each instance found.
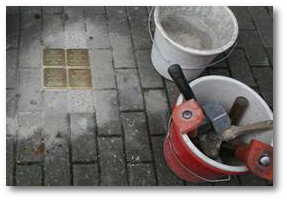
[68,69,92,88]
[43,68,67,88]
[67,49,89,67]
[43,49,66,66]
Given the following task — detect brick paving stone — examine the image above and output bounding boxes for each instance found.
[121,112,152,162]
[252,67,273,108]
[64,7,88,48]
[128,163,156,186]
[17,113,44,163]
[42,6,63,14]
[239,30,269,66]
[248,6,273,47]
[135,49,163,89]
[7,6,20,15]
[19,13,42,69]
[18,69,43,112]
[85,6,105,15]
[21,6,41,14]
[6,14,19,49]
[6,137,15,186]
[106,7,136,69]
[6,91,17,137]
[164,80,179,110]
[208,68,231,76]
[73,164,99,186]
[98,137,128,186]
[127,6,152,49]
[229,6,255,30]
[86,13,110,49]
[43,14,65,48]
[144,90,169,135]
[266,47,273,66]
[90,49,116,89]
[116,69,144,111]
[93,90,121,136]
[70,113,97,162]
[151,136,184,185]
[238,173,270,186]
[15,165,42,186]
[227,48,256,87]
[6,49,18,89]
[68,91,94,113]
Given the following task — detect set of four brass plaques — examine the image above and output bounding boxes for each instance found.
[43,49,92,89]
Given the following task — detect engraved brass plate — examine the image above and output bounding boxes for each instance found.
[43,49,66,66]
[68,69,92,88]
[43,68,67,88]
[67,49,89,67]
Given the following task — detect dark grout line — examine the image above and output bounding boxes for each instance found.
[126,160,154,165]
[120,109,145,113]
[125,6,159,186]
[16,161,43,166]
[67,113,74,186]
[72,160,97,165]
[97,134,122,138]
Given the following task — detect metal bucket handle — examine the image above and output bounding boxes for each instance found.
[167,116,231,183]
[148,6,237,70]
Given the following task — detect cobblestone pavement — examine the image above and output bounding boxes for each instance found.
[6,6,273,186]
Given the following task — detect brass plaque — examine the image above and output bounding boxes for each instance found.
[67,49,89,67]
[68,69,92,88]
[43,68,67,88]
[43,49,66,66]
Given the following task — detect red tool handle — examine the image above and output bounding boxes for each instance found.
[235,139,273,181]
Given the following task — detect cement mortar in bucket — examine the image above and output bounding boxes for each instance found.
[151,6,239,81]
[164,76,273,182]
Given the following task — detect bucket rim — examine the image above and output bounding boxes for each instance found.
[175,75,273,173]
[154,6,239,56]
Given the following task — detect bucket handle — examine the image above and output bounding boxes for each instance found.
[166,116,231,183]
[148,6,237,70]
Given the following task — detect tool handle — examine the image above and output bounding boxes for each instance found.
[168,64,196,101]
[229,96,249,125]
[222,120,273,141]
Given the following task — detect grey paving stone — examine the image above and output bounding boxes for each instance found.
[43,14,65,48]
[16,165,42,186]
[42,6,63,14]
[6,91,17,137]
[266,47,273,66]
[227,48,256,87]
[98,137,128,186]
[19,13,42,69]
[212,175,240,186]
[107,7,136,68]
[6,49,18,89]
[164,80,179,110]
[186,181,213,186]
[85,6,105,14]
[252,67,273,108]
[17,113,44,163]
[6,137,15,186]
[7,6,20,15]
[43,91,68,113]
[239,30,269,66]
[127,6,152,49]
[121,112,152,162]
[70,113,97,162]
[266,6,273,18]
[93,90,121,136]
[128,163,156,186]
[248,6,273,47]
[208,68,231,76]
[144,90,169,135]
[135,49,163,89]
[21,6,41,14]
[151,136,184,186]
[116,69,144,111]
[229,6,255,30]
[73,164,99,186]
[238,173,270,186]
[86,13,110,49]
[6,14,19,49]
[64,7,88,48]
[18,69,43,112]
[68,91,94,113]
[146,6,152,14]
[90,49,116,89]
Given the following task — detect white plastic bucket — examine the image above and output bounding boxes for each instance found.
[151,6,239,81]
[175,76,273,172]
